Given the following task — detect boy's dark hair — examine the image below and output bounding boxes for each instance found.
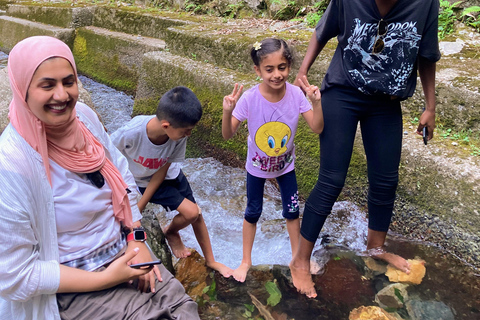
[156,86,203,128]
[250,38,293,67]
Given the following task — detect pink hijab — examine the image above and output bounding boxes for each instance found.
[8,36,133,227]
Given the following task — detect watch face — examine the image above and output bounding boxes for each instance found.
[133,229,146,241]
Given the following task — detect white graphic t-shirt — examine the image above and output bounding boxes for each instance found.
[111,115,186,188]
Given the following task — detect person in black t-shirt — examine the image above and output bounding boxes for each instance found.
[289,0,440,298]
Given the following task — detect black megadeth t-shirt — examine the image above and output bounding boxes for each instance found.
[316,0,441,98]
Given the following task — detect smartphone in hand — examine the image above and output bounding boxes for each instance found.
[422,127,428,145]
[130,260,162,269]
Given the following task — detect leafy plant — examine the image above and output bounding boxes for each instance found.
[461,6,480,30]
[438,0,462,39]
[394,288,405,304]
[265,281,282,307]
[304,1,329,27]
[242,303,255,319]
[202,275,217,301]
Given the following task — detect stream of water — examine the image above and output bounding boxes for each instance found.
[1,50,479,318]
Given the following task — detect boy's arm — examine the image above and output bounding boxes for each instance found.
[137,162,171,212]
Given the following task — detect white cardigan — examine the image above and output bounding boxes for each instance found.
[0,102,142,320]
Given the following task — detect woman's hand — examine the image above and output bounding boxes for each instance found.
[223,83,243,113]
[294,71,309,94]
[126,241,162,293]
[416,108,435,141]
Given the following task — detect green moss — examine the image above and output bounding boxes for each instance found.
[73,30,138,94]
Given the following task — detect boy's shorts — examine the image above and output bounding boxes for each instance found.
[138,170,196,211]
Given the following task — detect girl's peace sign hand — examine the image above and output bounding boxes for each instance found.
[223,83,244,113]
[298,75,321,105]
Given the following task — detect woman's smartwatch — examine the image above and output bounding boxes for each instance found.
[126,226,147,242]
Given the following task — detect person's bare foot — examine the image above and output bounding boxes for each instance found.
[232,262,251,282]
[367,247,411,273]
[206,261,234,278]
[289,259,317,298]
[164,227,191,258]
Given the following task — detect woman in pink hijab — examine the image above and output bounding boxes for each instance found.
[0,36,199,320]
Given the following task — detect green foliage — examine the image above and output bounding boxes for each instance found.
[438,0,462,39]
[304,1,329,27]
[461,6,480,30]
[202,275,217,301]
[394,288,405,304]
[438,1,480,38]
[265,281,282,307]
[242,303,256,319]
[224,2,245,19]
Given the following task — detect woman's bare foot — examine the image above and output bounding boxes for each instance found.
[164,226,191,258]
[232,262,251,282]
[206,260,234,278]
[289,259,317,298]
[367,247,411,273]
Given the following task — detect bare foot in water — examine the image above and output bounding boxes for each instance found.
[368,248,411,273]
[289,260,317,298]
[206,261,234,278]
[232,262,251,282]
[164,227,191,258]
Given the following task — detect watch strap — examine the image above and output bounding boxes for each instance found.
[126,227,147,242]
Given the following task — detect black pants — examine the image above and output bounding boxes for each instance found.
[301,86,403,242]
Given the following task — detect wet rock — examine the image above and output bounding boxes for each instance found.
[174,250,210,301]
[141,207,174,273]
[375,283,409,309]
[405,299,455,320]
[315,258,376,308]
[349,306,399,320]
[385,259,426,285]
[363,257,388,275]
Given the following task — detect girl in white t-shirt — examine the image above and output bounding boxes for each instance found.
[222,38,324,282]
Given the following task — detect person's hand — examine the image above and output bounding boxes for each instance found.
[102,247,153,287]
[223,83,243,113]
[297,75,321,107]
[126,241,162,293]
[416,108,435,141]
[294,71,308,94]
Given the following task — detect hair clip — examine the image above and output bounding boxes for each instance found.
[253,41,262,51]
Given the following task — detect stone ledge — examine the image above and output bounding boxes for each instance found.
[6,4,94,28]
[0,15,75,52]
[73,26,166,94]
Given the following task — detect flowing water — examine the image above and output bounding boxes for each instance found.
[1,50,478,318]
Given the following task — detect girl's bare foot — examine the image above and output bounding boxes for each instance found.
[232,262,251,282]
[289,259,317,298]
[164,227,191,258]
[206,260,234,278]
[366,247,411,273]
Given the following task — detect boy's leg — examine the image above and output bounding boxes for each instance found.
[165,198,198,258]
[233,173,265,282]
[186,202,234,277]
[159,171,233,276]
